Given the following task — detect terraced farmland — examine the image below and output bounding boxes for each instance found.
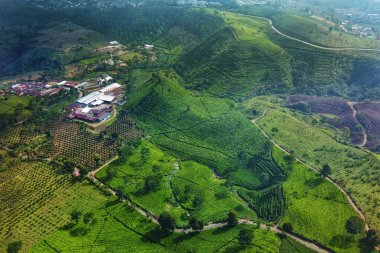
[257,109,380,232]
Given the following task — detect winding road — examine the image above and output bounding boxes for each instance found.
[87,155,331,253]
[347,102,368,147]
[239,13,380,53]
[252,109,369,231]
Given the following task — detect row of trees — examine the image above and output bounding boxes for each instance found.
[158,211,253,246]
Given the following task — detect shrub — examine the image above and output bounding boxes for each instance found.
[144,174,163,193]
[158,212,176,234]
[282,223,293,233]
[71,210,82,223]
[227,211,238,227]
[189,217,204,230]
[70,227,89,237]
[321,164,331,177]
[83,212,96,225]
[7,241,22,253]
[238,229,253,246]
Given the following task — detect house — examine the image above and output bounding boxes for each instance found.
[109,41,119,45]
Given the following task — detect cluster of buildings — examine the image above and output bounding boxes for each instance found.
[10,80,91,97]
[340,21,376,38]
[66,83,122,123]
[11,82,65,97]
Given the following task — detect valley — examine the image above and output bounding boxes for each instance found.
[0,2,379,253]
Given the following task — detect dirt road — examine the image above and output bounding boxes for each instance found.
[347,102,368,147]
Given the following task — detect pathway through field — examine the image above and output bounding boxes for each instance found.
[252,109,369,231]
[238,14,380,53]
[87,155,332,253]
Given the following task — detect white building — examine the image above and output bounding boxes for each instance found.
[144,44,154,49]
[77,92,101,105]
[99,83,121,93]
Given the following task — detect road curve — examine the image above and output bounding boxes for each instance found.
[239,13,380,53]
[87,155,331,253]
[347,102,368,147]
[252,109,369,231]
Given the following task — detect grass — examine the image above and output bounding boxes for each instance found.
[118,51,143,62]
[273,146,364,253]
[0,96,34,121]
[280,237,316,253]
[256,108,380,232]
[79,54,108,65]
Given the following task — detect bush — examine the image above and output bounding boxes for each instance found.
[238,229,253,246]
[346,216,364,234]
[282,223,293,233]
[7,241,22,253]
[71,210,82,223]
[227,211,238,227]
[144,174,163,193]
[158,212,176,234]
[321,164,331,177]
[70,227,89,237]
[189,217,204,230]
[83,212,96,225]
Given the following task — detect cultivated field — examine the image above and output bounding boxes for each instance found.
[257,109,380,232]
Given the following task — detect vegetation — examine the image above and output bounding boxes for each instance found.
[237,6,380,50]
[346,216,365,235]
[238,228,254,246]
[257,108,380,232]
[159,212,176,234]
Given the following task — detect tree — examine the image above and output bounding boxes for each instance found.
[158,212,176,234]
[282,223,293,233]
[362,229,379,250]
[321,164,331,177]
[7,241,22,253]
[238,229,253,246]
[189,217,204,230]
[227,211,238,227]
[284,155,295,165]
[144,174,162,193]
[71,210,82,223]
[83,212,96,225]
[346,216,364,234]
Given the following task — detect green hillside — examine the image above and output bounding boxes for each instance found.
[177,10,380,101]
